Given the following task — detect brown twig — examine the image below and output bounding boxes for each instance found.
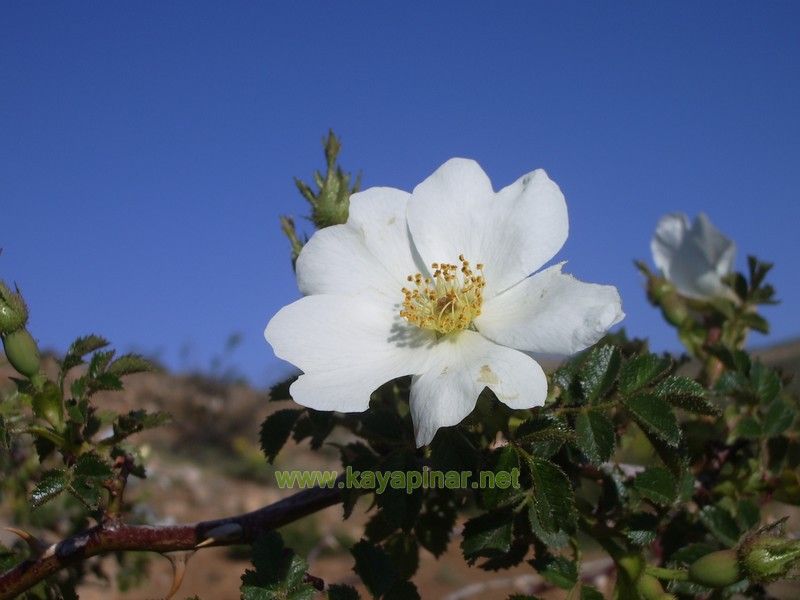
[0,482,342,600]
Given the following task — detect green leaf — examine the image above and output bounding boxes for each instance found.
[87,348,114,376]
[68,334,110,357]
[241,532,315,600]
[618,354,671,395]
[429,427,479,472]
[624,512,658,546]
[61,335,110,375]
[374,451,422,531]
[461,509,513,564]
[622,393,681,447]
[113,409,171,440]
[579,345,621,403]
[69,478,104,510]
[749,362,781,403]
[736,499,761,530]
[383,580,420,600]
[328,585,360,600]
[365,511,397,544]
[527,457,576,546]
[415,491,457,557]
[483,445,520,509]
[654,376,720,416]
[763,398,795,437]
[633,467,677,505]
[31,469,70,508]
[514,414,572,458]
[699,505,741,547]
[33,435,56,462]
[383,533,419,580]
[575,410,615,464]
[328,583,361,600]
[75,453,113,479]
[734,416,762,439]
[539,556,578,589]
[65,398,89,424]
[259,409,302,463]
[742,311,769,334]
[269,375,297,402]
[351,539,398,597]
[88,372,123,394]
[579,586,605,600]
[107,353,153,377]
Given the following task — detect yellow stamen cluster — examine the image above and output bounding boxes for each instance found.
[400,255,486,334]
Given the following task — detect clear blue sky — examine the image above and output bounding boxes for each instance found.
[2,2,798,386]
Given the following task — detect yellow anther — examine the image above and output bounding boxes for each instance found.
[399,256,485,334]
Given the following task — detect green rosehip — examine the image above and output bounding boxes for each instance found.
[0,281,28,335]
[636,574,666,600]
[688,549,742,588]
[3,328,41,378]
[740,536,800,583]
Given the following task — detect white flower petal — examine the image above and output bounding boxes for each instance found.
[475,263,624,356]
[295,225,397,299]
[410,330,547,446]
[491,169,569,289]
[405,158,493,272]
[694,213,735,276]
[265,294,435,411]
[296,187,418,299]
[407,159,567,295]
[651,213,690,275]
[347,187,422,281]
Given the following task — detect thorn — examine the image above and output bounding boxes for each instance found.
[162,551,193,600]
[195,522,243,548]
[5,527,48,556]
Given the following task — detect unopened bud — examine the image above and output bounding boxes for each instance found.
[3,328,41,378]
[0,281,28,335]
[688,549,741,588]
[740,536,800,583]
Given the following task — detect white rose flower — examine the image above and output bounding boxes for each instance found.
[651,213,736,301]
[265,159,624,446]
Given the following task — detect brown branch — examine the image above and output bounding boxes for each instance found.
[0,482,342,599]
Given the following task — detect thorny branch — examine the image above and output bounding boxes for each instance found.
[0,481,342,599]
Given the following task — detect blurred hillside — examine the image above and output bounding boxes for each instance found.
[1,338,798,599]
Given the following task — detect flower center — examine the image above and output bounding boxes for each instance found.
[400,255,486,334]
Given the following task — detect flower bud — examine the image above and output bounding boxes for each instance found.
[3,328,41,378]
[688,549,742,588]
[740,536,800,583]
[0,281,28,335]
